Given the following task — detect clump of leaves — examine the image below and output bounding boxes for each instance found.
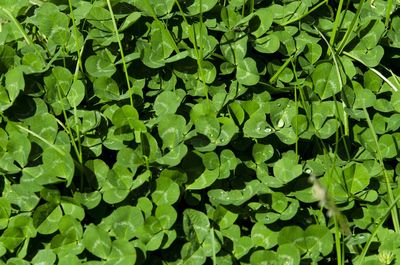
[1,0,400,264]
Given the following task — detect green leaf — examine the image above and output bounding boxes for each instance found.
[273,151,302,185]
[186,168,219,190]
[343,163,370,194]
[85,53,116,78]
[29,3,70,45]
[154,90,184,116]
[304,224,333,256]
[133,0,174,17]
[199,61,216,84]
[151,177,180,205]
[312,62,344,100]
[220,32,248,64]
[158,114,186,149]
[105,240,136,265]
[112,105,145,132]
[251,222,278,249]
[67,80,85,108]
[304,43,322,64]
[236,57,259,86]
[60,199,84,221]
[349,20,385,67]
[20,52,46,74]
[183,209,210,242]
[0,198,11,230]
[378,134,397,159]
[58,215,83,239]
[119,12,142,31]
[251,8,273,38]
[250,250,278,264]
[93,77,121,101]
[233,236,253,259]
[86,6,113,32]
[102,164,132,204]
[5,67,24,102]
[194,115,220,141]
[157,143,188,167]
[155,204,177,230]
[213,206,238,230]
[253,33,281,54]
[42,148,74,186]
[252,143,274,164]
[5,183,40,212]
[6,128,31,168]
[83,224,112,259]
[243,111,273,139]
[32,249,56,265]
[208,180,260,206]
[110,206,144,240]
[186,0,218,15]
[353,86,376,109]
[150,21,175,59]
[317,119,339,139]
[33,203,62,235]
[278,226,304,247]
[0,227,25,252]
[391,91,400,113]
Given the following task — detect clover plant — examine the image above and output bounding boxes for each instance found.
[1,0,400,264]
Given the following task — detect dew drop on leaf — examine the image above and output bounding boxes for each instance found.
[264,128,272,133]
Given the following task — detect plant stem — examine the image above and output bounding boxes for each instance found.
[281,0,328,26]
[363,105,400,233]
[337,0,365,54]
[328,0,345,56]
[385,0,393,27]
[106,0,134,108]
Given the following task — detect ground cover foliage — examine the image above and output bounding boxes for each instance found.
[1,0,400,264]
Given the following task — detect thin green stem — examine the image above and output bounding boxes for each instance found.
[0,7,44,61]
[333,215,343,265]
[343,51,399,92]
[106,0,134,108]
[291,61,299,157]
[144,0,179,53]
[15,125,65,156]
[363,105,400,233]
[174,0,209,101]
[337,0,365,54]
[385,0,393,27]
[315,26,349,137]
[67,0,85,190]
[356,194,400,264]
[328,0,345,56]
[281,0,328,26]
[269,54,294,83]
[249,0,254,14]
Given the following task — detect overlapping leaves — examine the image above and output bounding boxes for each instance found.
[0,0,399,264]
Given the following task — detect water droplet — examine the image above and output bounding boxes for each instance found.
[305,168,312,174]
[264,128,272,133]
[277,119,285,128]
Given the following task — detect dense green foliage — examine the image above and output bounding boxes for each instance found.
[1,0,400,264]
